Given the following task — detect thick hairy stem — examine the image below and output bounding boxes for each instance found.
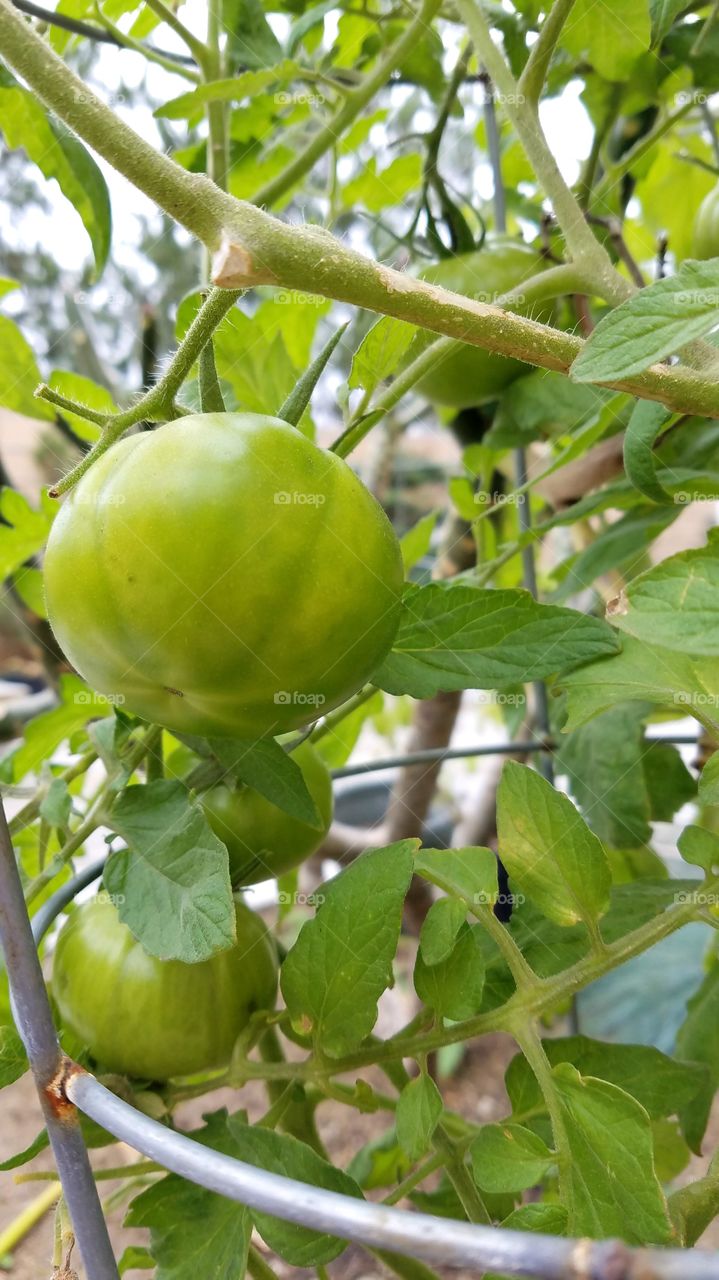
[4,0,719,421]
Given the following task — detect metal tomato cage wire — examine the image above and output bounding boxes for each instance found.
[0,725,714,1280]
[0,442,711,1279]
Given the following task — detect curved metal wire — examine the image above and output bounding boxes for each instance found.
[36,841,719,1280]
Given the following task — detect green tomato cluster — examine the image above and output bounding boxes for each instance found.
[52,896,278,1081]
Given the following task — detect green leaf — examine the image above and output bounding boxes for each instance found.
[471,1123,553,1193]
[105,781,236,963]
[0,487,55,582]
[669,1150,719,1246]
[0,1127,49,1171]
[209,737,321,828]
[699,754,719,807]
[46,370,117,442]
[39,777,72,829]
[607,540,719,657]
[571,260,719,384]
[418,896,466,966]
[0,68,111,274]
[623,401,675,505]
[342,154,422,213]
[349,315,415,396]
[0,316,54,420]
[157,61,302,118]
[118,1246,155,1275]
[223,0,283,70]
[415,845,499,907]
[0,1024,27,1088]
[375,583,619,699]
[675,964,719,1152]
[400,510,440,573]
[485,1203,569,1279]
[487,369,610,449]
[228,1120,363,1266]
[558,634,718,734]
[496,762,611,929]
[557,705,653,848]
[649,0,686,43]
[8,673,108,781]
[561,0,650,78]
[414,922,485,1020]
[396,1073,443,1160]
[642,740,696,821]
[280,841,415,1056]
[552,1064,673,1244]
[505,1037,709,1123]
[126,1113,251,1280]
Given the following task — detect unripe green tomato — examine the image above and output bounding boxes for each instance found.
[692,184,719,259]
[201,739,333,886]
[52,896,278,1080]
[44,413,404,739]
[415,236,553,409]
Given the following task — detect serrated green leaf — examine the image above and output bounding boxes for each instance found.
[607,540,719,657]
[105,780,236,962]
[553,1064,673,1243]
[505,1036,708,1123]
[571,260,719,384]
[0,486,55,582]
[209,737,321,828]
[418,896,466,965]
[623,400,675,505]
[400,510,440,573]
[414,922,485,1020]
[471,1123,553,1193]
[395,1073,443,1161]
[227,1120,363,1266]
[675,965,719,1151]
[649,0,686,43]
[561,0,650,78]
[497,762,611,929]
[0,68,111,274]
[0,315,54,420]
[558,634,719,734]
[699,754,719,807]
[8,673,108,781]
[415,845,498,907]
[0,1024,27,1089]
[127,1112,251,1280]
[280,841,415,1056]
[157,61,302,119]
[375,582,619,699]
[0,1127,49,1171]
[556,705,653,848]
[349,315,416,396]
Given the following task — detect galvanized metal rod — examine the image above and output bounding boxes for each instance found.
[0,802,119,1280]
[64,1072,710,1280]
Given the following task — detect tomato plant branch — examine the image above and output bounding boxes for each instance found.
[518,0,577,106]
[456,0,629,304]
[509,1022,568,1182]
[253,0,442,208]
[44,288,241,495]
[141,0,206,68]
[5,0,719,436]
[592,97,700,211]
[91,2,200,82]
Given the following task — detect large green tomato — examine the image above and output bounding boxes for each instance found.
[414,237,552,408]
[693,184,719,259]
[201,739,333,886]
[52,896,278,1080]
[44,413,403,739]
